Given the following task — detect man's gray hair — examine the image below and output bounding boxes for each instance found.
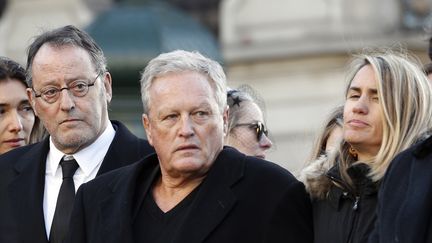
[140,50,227,114]
[26,25,107,87]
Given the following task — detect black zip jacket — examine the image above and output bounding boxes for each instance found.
[312,163,378,243]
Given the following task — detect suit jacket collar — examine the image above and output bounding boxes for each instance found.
[97,120,147,175]
[174,147,246,243]
[99,146,246,243]
[99,153,157,243]
[9,137,50,242]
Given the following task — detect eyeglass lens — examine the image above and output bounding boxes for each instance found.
[254,122,268,141]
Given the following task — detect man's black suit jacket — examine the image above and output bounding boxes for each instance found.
[67,146,313,243]
[369,136,432,243]
[0,120,154,243]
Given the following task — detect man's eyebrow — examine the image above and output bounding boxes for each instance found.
[19,99,31,105]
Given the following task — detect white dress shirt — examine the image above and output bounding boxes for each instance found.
[43,122,115,237]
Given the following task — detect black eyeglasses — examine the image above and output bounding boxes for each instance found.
[32,73,101,104]
[235,121,269,141]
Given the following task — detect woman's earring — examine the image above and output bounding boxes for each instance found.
[349,146,358,159]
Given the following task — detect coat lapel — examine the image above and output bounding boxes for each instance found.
[174,147,245,243]
[97,121,153,176]
[98,193,134,243]
[98,156,158,243]
[8,138,50,242]
[97,121,129,175]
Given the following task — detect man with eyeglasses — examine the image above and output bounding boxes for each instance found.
[0,25,154,243]
[66,50,313,243]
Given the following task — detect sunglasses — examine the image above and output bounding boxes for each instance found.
[235,121,269,141]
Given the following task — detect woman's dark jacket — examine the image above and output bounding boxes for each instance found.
[311,163,379,243]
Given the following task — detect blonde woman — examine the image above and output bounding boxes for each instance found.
[301,50,432,243]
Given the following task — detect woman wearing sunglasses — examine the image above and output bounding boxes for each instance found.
[225,85,272,159]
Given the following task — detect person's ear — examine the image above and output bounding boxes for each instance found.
[27,88,38,116]
[223,106,229,136]
[142,113,153,146]
[102,72,113,104]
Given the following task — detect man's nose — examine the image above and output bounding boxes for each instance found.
[179,116,194,138]
[58,89,76,111]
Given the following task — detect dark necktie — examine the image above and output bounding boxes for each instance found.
[49,155,79,243]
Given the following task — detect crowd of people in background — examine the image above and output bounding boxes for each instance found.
[0,24,431,243]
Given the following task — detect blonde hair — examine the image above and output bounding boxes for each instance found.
[339,50,432,184]
[307,105,344,162]
[299,105,344,198]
